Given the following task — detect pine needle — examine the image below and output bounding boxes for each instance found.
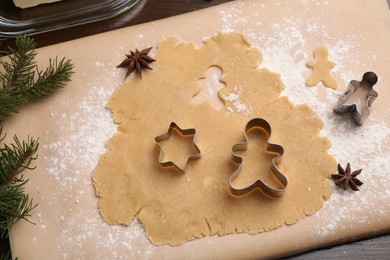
[0,133,39,185]
[25,57,73,100]
[0,35,74,254]
[0,35,74,121]
[0,251,12,260]
[0,182,37,238]
[0,130,39,238]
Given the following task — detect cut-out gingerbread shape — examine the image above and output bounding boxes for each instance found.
[306,46,337,89]
[192,65,226,109]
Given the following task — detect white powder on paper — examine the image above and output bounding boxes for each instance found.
[218,3,390,238]
[220,8,248,31]
[36,2,390,257]
[41,64,154,258]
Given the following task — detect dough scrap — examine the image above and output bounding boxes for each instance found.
[306,46,337,89]
[93,32,336,245]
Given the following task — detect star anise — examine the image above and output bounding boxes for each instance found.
[117,47,156,79]
[332,163,363,191]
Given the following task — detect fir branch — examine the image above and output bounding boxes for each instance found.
[0,94,24,119]
[0,182,37,238]
[0,35,74,256]
[0,251,11,260]
[0,133,39,186]
[0,35,74,122]
[0,130,38,238]
[0,36,36,92]
[25,57,74,100]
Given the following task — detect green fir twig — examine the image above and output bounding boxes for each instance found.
[0,251,11,260]
[0,35,74,121]
[0,35,74,258]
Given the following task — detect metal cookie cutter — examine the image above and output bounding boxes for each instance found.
[155,122,201,174]
[334,71,378,125]
[229,118,287,197]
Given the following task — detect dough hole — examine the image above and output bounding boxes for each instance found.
[192,65,226,109]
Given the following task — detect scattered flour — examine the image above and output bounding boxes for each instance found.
[218,0,390,239]
[223,85,253,115]
[36,0,390,258]
[41,65,154,258]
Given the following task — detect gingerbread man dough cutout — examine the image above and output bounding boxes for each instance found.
[306,46,337,89]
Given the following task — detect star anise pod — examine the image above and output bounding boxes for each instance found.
[331,163,363,191]
[117,47,156,79]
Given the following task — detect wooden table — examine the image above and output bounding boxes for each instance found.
[1,0,390,258]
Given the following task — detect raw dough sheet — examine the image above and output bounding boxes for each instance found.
[93,32,335,245]
[6,0,390,259]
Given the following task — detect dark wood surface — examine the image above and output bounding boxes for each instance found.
[1,0,390,258]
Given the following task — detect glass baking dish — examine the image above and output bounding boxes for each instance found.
[0,0,140,37]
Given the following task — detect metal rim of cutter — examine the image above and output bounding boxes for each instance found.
[155,122,201,174]
[229,118,287,197]
[334,72,378,126]
[334,83,378,125]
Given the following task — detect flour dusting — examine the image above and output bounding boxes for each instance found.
[32,0,390,258]
[218,0,390,239]
[223,85,253,115]
[41,64,154,258]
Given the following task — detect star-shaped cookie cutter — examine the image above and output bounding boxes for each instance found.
[334,71,378,125]
[155,122,201,174]
[229,118,287,197]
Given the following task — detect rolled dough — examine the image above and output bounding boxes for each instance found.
[306,46,337,89]
[93,32,336,245]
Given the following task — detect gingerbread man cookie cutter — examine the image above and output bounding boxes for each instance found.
[155,122,201,174]
[229,118,287,197]
[334,71,378,125]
